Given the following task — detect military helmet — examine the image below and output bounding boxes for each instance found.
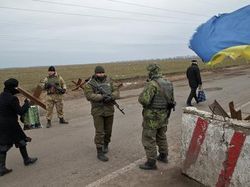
[147,64,160,73]
[95,66,105,73]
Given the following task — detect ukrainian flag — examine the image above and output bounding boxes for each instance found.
[189,5,250,65]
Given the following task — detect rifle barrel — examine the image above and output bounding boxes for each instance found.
[88,81,125,115]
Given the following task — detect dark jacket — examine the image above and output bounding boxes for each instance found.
[0,89,29,146]
[83,75,119,117]
[186,63,202,88]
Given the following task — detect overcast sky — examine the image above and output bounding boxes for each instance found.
[0,0,248,68]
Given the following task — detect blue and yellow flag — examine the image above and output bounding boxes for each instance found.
[189,5,250,65]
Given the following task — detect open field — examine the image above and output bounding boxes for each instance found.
[0,57,249,92]
[1,64,250,186]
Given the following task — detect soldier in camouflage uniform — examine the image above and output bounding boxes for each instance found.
[138,64,175,170]
[83,66,119,162]
[42,66,68,128]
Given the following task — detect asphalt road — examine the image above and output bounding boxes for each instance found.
[1,65,250,187]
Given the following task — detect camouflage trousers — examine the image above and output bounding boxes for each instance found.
[46,94,64,120]
[92,115,114,148]
[142,125,168,160]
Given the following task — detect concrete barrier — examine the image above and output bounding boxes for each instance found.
[181,107,250,187]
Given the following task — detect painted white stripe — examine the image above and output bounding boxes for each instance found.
[86,147,178,187]
[236,101,250,110]
[85,157,145,187]
[230,135,250,185]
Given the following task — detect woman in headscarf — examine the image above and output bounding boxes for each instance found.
[0,78,37,177]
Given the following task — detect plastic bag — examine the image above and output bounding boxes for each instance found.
[198,90,206,102]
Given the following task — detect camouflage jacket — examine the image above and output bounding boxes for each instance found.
[42,73,67,95]
[138,78,174,129]
[83,75,119,116]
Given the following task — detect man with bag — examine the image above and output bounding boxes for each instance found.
[186,59,202,106]
[138,64,175,170]
[83,66,119,162]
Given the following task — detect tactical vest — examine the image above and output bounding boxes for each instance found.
[47,75,61,94]
[150,78,173,109]
[89,77,112,107]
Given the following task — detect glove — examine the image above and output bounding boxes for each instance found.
[24,98,30,107]
[103,95,113,103]
[25,137,32,142]
[24,98,30,103]
[60,88,66,94]
[167,101,176,111]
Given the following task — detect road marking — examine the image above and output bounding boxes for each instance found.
[86,155,178,187]
[86,157,145,187]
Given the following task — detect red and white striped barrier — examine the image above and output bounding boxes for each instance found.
[181,107,250,187]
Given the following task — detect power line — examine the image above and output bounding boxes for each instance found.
[105,0,209,17]
[33,0,201,22]
[0,6,200,24]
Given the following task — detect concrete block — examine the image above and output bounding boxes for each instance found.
[181,107,250,187]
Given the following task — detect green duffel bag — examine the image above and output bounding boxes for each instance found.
[22,105,42,130]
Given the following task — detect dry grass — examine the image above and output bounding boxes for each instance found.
[0,57,248,92]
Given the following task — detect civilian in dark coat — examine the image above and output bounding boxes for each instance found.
[186,60,202,106]
[0,78,37,177]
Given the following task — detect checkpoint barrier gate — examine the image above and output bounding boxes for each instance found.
[181,107,250,187]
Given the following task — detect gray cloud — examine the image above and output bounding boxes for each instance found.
[0,0,248,68]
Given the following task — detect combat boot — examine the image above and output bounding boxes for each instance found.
[157,153,168,163]
[0,153,12,176]
[97,148,109,162]
[59,118,68,124]
[24,157,38,166]
[139,159,157,170]
[19,146,38,166]
[103,143,109,154]
[46,120,51,128]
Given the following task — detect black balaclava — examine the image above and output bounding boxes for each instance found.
[94,66,106,81]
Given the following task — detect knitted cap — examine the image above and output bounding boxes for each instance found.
[48,66,56,72]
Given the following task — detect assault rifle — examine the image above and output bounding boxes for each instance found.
[88,81,125,115]
[45,83,66,94]
[54,83,66,94]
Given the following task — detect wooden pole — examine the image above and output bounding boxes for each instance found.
[17,87,46,110]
